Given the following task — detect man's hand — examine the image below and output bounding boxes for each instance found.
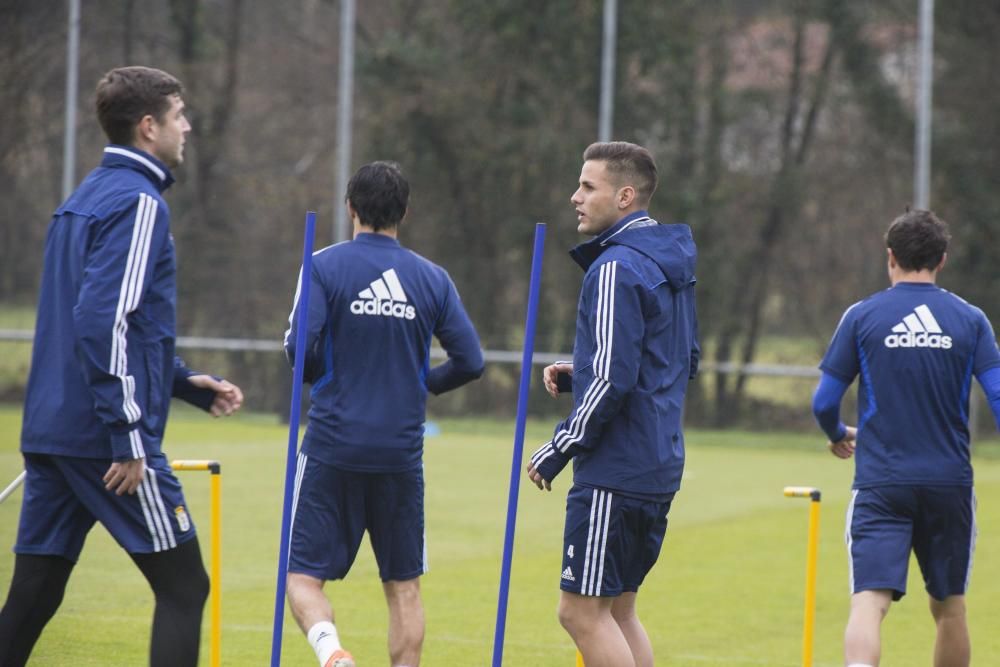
[187,374,244,417]
[526,462,552,491]
[828,425,857,459]
[542,362,573,398]
[104,458,146,495]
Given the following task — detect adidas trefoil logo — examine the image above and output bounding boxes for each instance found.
[562,566,576,582]
[884,304,952,349]
[350,269,416,320]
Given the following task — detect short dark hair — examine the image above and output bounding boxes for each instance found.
[346,161,410,231]
[885,209,950,271]
[582,141,658,205]
[95,66,183,145]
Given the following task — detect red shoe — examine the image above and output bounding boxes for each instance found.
[324,649,355,667]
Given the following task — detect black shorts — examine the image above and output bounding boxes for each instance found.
[560,484,674,597]
[288,454,425,582]
[16,453,195,560]
[846,485,976,601]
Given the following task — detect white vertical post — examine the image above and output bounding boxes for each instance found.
[598,0,618,142]
[334,0,356,243]
[914,0,934,209]
[62,0,81,200]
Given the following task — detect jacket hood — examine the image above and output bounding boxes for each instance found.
[570,212,697,291]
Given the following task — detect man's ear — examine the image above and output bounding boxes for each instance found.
[617,185,636,209]
[135,114,157,145]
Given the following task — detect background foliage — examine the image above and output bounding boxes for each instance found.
[1,0,998,427]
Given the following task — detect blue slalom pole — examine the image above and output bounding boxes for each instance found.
[492,222,546,667]
[270,211,316,667]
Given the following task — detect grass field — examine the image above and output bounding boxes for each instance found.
[2,406,1000,666]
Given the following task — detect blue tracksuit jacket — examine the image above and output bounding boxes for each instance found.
[531,211,699,498]
[284,232,484,472]
[21,146,204,462]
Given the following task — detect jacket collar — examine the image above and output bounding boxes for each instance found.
[354,232,401,246]
[101,146,175,192]
[569,210,653,271]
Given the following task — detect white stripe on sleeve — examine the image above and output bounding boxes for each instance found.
[529,442,557,468]
[129,429,145,459]
[599,262,616,379]
[109,193,158,427]
[552,378,610,453]
[551,262,618,454]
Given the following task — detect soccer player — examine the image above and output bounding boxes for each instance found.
[526,141,699,667]
[283,161,484,667]
[0,66,244,667]
[812,209,1000,667]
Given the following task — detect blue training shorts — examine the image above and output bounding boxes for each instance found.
[15,452,196,560]
[560,484,674,597]
[846,485,976,601]
[288,454,425,582]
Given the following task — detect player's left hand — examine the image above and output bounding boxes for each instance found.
[828,425,857,459]
[104,457,146,495]
[188,374,244,417]
[526,462,552,491]
[542,362,573,398]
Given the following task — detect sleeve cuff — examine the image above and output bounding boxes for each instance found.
[110,427,146,461]
[529,441,571,482]
[818,364,854,384]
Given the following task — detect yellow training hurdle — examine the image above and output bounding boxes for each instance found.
[171,459,222,667]
[783,486,821,667]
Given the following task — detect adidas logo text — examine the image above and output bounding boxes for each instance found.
[562,566,575,582]
[884,331,952,349]
[884,304,952,349]
[350,268,416,320]
[350,299,415,319]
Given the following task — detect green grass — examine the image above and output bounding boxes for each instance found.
[0,306,35,328]
[0,308,34,392]
[2,407,1000,665]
